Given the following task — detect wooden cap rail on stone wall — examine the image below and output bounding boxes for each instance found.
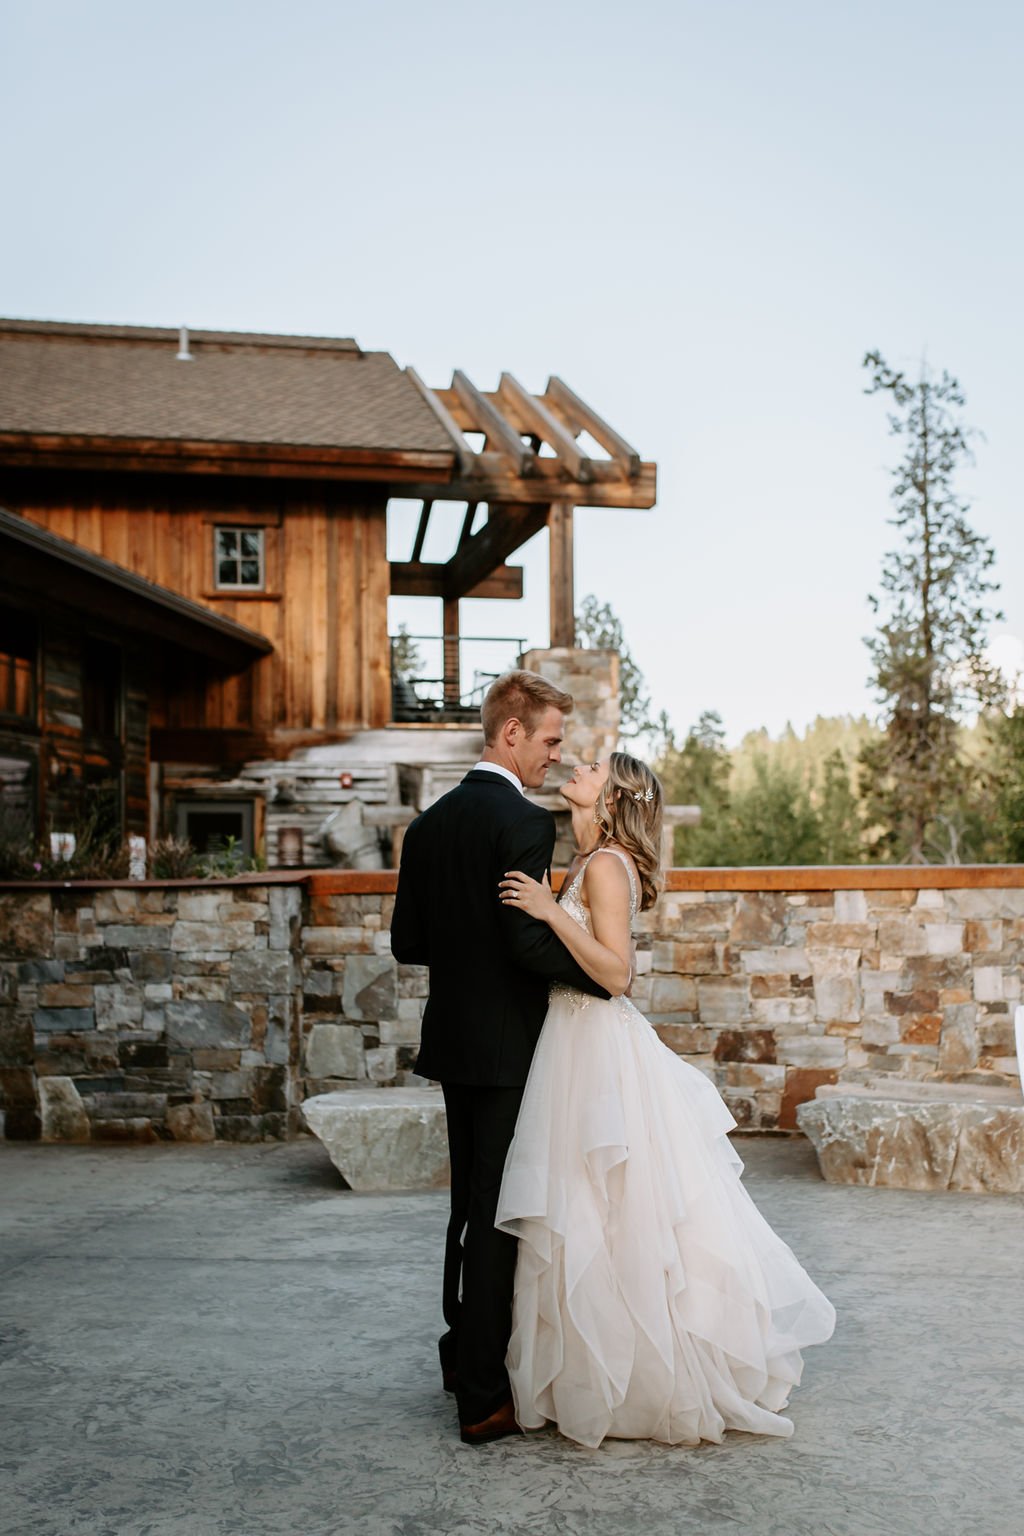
[303,865,1024,896]
[0,870,311,891]
[4,866,1023,895]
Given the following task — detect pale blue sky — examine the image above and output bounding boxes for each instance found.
[3,0,1021,743]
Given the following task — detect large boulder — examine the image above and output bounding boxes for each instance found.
[797,1082,1024,1194]
[302,1088,449,1191]
[319,801,384,870]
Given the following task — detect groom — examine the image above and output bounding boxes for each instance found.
[391,670,609,1444]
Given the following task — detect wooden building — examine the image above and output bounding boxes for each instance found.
[0,319,655,860]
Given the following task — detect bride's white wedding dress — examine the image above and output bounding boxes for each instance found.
[495,847,836,1449]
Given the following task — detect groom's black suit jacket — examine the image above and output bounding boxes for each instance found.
[391,769,608,1086]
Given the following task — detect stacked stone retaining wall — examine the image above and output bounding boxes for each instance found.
[627,872,1023,1128]
[299,868,1024,1130]
[2,867,1022,1141]
[0,876,304,1142]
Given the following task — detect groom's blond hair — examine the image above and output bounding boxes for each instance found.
[481,670,574,744]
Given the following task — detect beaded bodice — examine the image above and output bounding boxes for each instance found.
[558,845,639,934]
[550,846,639,1014]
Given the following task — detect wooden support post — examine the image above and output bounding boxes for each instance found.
[443,596,461,707]
[548,503,575,648]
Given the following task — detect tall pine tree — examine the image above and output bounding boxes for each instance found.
[858,352,1003,863]
[991,707,1024,861]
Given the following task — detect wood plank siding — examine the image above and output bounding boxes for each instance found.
[1,474,391,748]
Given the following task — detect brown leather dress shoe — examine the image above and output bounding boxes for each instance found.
[459,1396,523,1446]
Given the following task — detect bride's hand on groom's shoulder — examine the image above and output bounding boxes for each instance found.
[499,869,556,921]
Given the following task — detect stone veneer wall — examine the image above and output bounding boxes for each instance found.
[3,867,1022,1141]
[297,867,1024,1129]
[0,877,304,1142]
[297,881,408,1096]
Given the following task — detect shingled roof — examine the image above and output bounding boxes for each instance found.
[0,319,454,455]
[0,319,656,524]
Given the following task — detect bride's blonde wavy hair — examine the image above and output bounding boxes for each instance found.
[593,752,664,911]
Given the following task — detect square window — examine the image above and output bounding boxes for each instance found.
[214,527,265,590]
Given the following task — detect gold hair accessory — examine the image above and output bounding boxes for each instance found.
[633,787,654,802]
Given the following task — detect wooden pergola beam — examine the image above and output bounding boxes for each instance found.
[544,376,642,478]
[402,371,655,506]
[390,562,524,600]
[497,373,591,482]
[391,371,653,652]
[449,371,535,476]
[405,367,477,475]
[394,461,655,510]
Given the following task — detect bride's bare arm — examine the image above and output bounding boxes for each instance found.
[499,856,632,996]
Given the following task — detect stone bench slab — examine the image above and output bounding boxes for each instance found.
[302,1088,449,1192]
[797,1089,1024,1194]
[815,1080,1020,1106]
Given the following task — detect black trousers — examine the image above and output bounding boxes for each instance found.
[439,1081,524,1425]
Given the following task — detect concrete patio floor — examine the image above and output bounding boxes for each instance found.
[2,1135,1022,1536]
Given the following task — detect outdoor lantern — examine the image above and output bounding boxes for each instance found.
[277,826,304,867]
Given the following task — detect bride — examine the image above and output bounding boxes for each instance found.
[496,752,835,1449]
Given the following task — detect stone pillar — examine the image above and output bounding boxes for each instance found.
[521,647,620,765]
[521,647,621,866]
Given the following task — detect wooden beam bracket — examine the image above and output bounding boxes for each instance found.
[442,502,549,600]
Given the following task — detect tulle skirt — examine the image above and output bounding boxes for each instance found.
[495,990,836,1448]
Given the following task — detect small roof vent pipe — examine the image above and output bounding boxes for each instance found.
[176,325,193,361]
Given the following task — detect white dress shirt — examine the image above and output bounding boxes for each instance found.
[472,760,526,795]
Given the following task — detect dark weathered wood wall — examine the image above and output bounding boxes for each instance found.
[2,474,391,746]
[0,616,149,839]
